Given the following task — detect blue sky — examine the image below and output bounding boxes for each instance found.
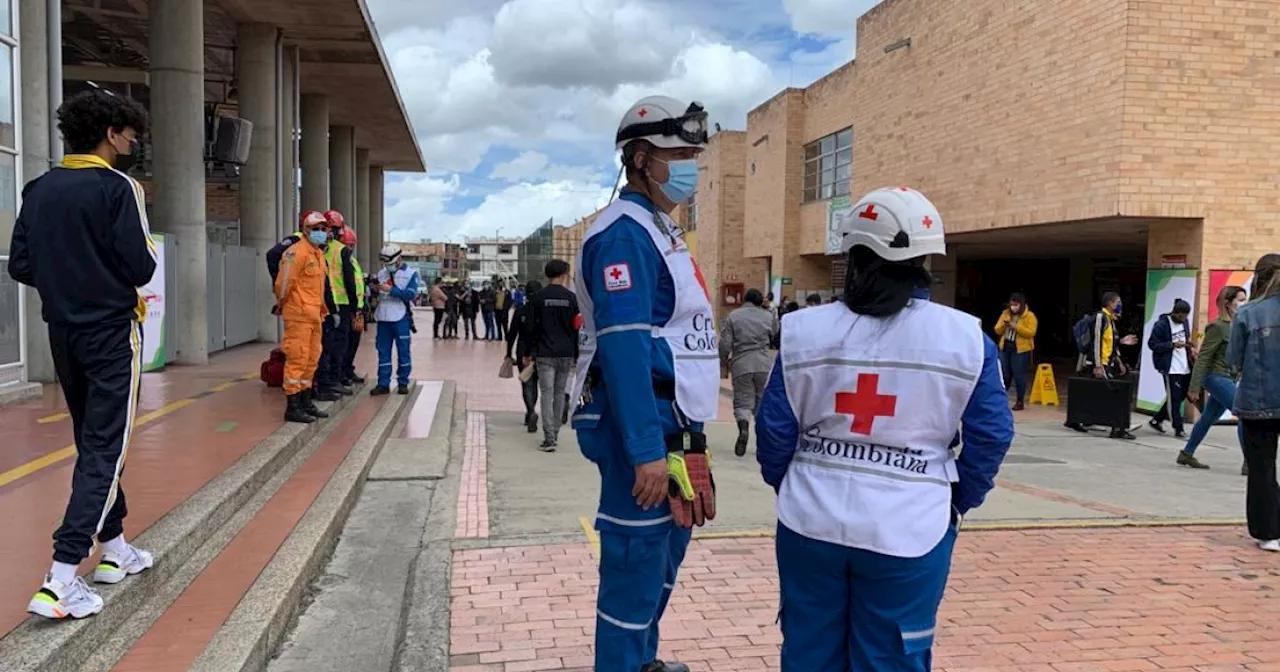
[366,0,885,243]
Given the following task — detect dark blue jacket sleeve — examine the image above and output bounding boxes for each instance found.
[952,334,1015,515]
[582,219,666,466]
[1148,317,1173,355]
[7,183,32,286]
[756,356,799,491]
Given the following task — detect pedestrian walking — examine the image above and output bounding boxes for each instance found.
[371,244,420,396]
[1227,253,1280,551]
[1179,285,1248,471]
[719,288,778,456]
[495,280,512,342]
[756,186,1014,671]
[506,280,543,433]
[1148,298,1195,438]
[526,259,580,450]
[9,89,160,620]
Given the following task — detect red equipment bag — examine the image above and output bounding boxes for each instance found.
[261,348,286,388]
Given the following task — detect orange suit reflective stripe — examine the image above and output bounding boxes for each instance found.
[275,239,328,395]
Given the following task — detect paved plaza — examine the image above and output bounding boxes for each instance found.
[0,320,1276,672]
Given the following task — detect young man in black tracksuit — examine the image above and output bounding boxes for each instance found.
[8,89,157,619]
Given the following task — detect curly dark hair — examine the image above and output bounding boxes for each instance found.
[56,89,150,154]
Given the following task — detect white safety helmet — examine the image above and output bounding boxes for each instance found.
[835,186,946,262]
[615,95,709,151]
[379,243,402,265]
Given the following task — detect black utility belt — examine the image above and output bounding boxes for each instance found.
[585,369,676,401]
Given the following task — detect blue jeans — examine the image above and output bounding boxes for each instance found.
[776,522,957,672]
[482,309,496,339]
[1183,374,1243,455]
[375,318,412,388]
[998,345,1031,403]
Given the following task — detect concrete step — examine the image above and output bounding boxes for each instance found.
[192,382,458,672]
[0,386,368,672]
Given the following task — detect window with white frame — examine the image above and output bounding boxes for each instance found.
[803,127,852,202]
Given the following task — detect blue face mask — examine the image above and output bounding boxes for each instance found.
[657,158,698,204]
[308,230,328,246]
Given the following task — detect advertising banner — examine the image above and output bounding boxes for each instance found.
[140,233,167,372]
[1137,269,1197,413]
[826,196,853,255]
[1207,270,1255,321]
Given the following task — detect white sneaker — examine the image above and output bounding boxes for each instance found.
[27,576,104,620]
[93,544,154,584]
[1258,539,1280,552]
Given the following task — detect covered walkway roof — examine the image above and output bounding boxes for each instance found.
[61,0,424,172]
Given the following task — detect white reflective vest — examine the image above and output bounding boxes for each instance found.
[777,300,985,558]
[570,199,720,422]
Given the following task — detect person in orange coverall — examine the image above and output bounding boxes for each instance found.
[275,211,334,424]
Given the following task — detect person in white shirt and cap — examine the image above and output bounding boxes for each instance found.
[755,186,1015,671]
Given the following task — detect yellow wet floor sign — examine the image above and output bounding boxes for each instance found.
[1029,363,1059,406]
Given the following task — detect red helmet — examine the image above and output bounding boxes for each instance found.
[300,210,327,229]
[324,210,346,230]
[337,226,357,246]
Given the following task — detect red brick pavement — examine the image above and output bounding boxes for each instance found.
[449,526,1280,671]
[456,411,491,538]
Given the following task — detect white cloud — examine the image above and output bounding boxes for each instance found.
[782,0,862,36]
[368,0,823,245]
[488,0,692,91]
[383,174,613,244]
[489,151,606,184]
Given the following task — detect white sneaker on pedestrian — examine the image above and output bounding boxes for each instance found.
[1257,539,1280,552]
[93,544,154,584]
[27,576,104,620]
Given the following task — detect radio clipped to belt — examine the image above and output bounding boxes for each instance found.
[666,403,716,528]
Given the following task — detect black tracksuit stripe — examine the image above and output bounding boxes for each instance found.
[50,320,144,564]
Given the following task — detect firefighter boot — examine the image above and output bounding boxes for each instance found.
[284,394,315,424]
[301,389,330,419]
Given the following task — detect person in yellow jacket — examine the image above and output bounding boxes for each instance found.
[994,292,1038,410]
[275,211,334,423]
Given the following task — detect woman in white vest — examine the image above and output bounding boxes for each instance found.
[755,187,1015,671]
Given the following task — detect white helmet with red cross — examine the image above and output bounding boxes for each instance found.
[615,95,709,151]
[836,186,946,262]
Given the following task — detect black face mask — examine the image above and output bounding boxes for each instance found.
[114,137,140,172]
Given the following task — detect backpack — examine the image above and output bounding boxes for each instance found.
[260,348,286,388]
[1072,313,1097,355]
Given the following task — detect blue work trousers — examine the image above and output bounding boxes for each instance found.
[595,526,692,672]
[376,318,412,388]
[776,521,957,672]
[1184,374,1243,455]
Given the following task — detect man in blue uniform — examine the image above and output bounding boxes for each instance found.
[569,95,720,672]
[756,187,1014,671]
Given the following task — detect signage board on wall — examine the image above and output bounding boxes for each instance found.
[141,233,167,372]
[826,196,853,255]
[1137,269,1197,414]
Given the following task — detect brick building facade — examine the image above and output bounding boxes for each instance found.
[682,0,1280,344]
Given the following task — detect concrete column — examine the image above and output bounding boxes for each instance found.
[355,149,371,269]
[369,165,385,253]
[328,125,355,220]
[150,0,208,364]
[17,0,53,382]
[280,47,296,233]
[237,23,280,344]
[299,94,330,212]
